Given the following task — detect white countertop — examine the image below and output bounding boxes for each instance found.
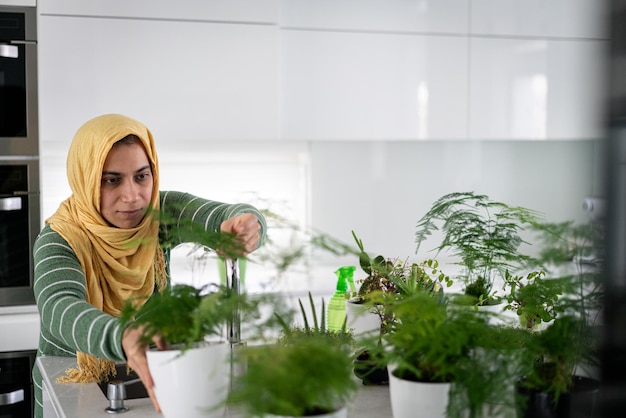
[37,356,393,418]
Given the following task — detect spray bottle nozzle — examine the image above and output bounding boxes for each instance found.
[334,266,356,295]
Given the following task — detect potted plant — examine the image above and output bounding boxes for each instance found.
[414,191,544,306]
[226,292,359,418]
[359,288,515,418]
[120,283,280,418]
[511,220,603,417]
[348,231,452,385]
[502,270,564,330]
[514,315,600,418]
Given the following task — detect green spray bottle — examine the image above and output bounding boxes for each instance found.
[327,266,356,332]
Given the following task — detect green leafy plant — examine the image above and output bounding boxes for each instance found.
[360,289,516,418]
[415,191,544,304]
[512,220,602,407]
[351,230,452,337]
[227,293,358,417]
[503,270,564,329]
[516,315,598,402]
[120,283,283,351]
[248,204,359,279]
[276,292,354,347]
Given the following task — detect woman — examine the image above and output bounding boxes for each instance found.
[32,114,266,417]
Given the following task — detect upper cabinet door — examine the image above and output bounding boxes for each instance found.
[39,0,279,23]
[38,15,280,142]
[469,37,607,140]
[281,30,468,140]
[471,0,609,39]
[280,0,469,34]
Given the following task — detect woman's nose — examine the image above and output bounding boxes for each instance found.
[119,180,139,202]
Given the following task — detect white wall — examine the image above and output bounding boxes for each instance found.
[36,0,609,295]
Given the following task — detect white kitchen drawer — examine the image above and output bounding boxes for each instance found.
[38,15,280,142]
[281,30,468,140]
[280,0,469,34]
[0,306,39,351]
[38,0,279,23]
[469,37,607,140]
[470,0,609,39]
[0,0,35,6]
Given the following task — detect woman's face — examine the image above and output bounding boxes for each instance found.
[100,141,153,228]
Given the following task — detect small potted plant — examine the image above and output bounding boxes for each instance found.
[514,315,600,418]
[227,292,359,418]
[502,270,564,330]
[120,283,279,418]
[359,288,515,418]
[414,191,545,306]
[348,231,452,385]
[512,220,603,417]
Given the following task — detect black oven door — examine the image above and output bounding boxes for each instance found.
[0,6,38,156]
[0,160,39,306]
[0,350,36,418]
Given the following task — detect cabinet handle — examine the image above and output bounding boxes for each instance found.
[0,197,21,211]
[0,44,18,58]
[0,388,24,406]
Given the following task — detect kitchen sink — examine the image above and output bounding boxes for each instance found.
[97,363,149,399]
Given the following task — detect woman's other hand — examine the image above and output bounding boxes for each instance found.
[220,213,261,255]
[122,325,166,413]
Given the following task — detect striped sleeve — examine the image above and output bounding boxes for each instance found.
[159,190,267,249]
[33,225,126,361]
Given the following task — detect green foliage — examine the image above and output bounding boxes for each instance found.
[360,290,515,418]
[276,292,354,348]
[228,337,358,417]
[152,205,247,260]
[503,270,564,329]
[351,231,452,338]
[120,283,276,350]
[414,192,544,302]
[512,220,603,402]
[250,206,360,278]
[352,230,452,301]
[531,220,603,265]
[228,292,358,417]
[517,315,598,401]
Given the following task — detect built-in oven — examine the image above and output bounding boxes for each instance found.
[0,5,38,156]
[0,159,39,307]
[0,350,36,418]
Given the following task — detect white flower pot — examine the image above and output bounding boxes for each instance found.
[389,371,450,418]
[147,341,230,418]
[345,301,380,338]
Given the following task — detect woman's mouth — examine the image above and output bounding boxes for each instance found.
[119,209,142,219]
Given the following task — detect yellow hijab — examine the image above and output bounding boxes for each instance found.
[48,114,167,383]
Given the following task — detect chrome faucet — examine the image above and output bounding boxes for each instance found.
[224,257,241,345]
[224,257,246,392]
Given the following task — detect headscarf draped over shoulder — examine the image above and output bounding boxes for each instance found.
[47,114,167,383]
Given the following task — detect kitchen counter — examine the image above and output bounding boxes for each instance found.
[38,356,392,418]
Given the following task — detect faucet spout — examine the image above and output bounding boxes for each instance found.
[225,258,241,345]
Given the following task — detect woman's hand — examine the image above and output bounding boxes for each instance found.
[122,325,166,413]
[220,213,261,255]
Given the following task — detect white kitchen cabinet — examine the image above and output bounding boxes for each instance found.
[38,15,280,142]
[470,0,609,39]
[281,30,468,140]
[38,0,278,23]
[279,0,469,34]
[469,37,607,140]
[1,0,35,6]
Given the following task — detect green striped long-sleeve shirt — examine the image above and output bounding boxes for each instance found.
[32,190,266,417]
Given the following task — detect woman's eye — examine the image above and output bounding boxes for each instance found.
[136,173,151,181]
[102,177,119,185]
